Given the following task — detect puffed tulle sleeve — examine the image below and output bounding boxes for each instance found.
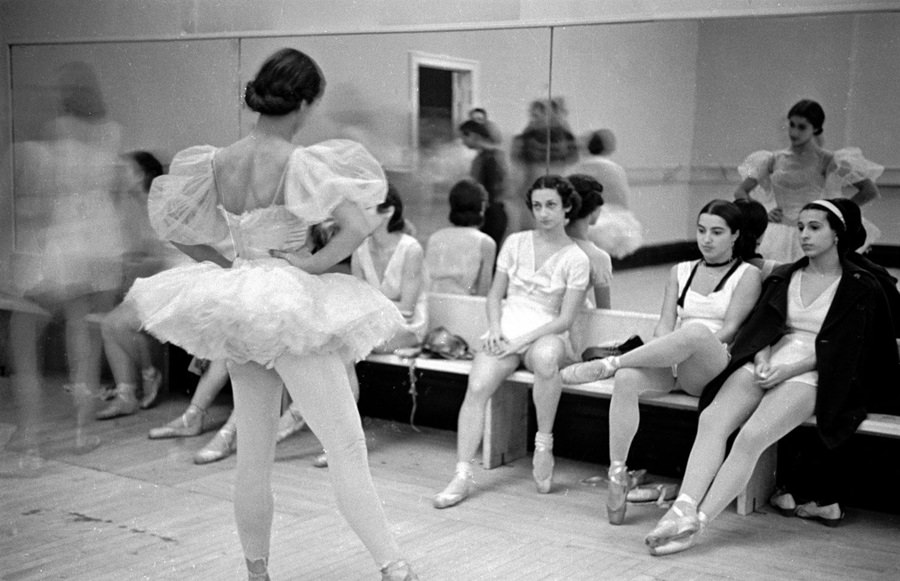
[284,139,387,226]
[147,145,230,246]
[826,147,885,192]
[737,150,776,205]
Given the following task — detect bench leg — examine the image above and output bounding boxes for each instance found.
[482,382,529,469]
[736,443,778,515]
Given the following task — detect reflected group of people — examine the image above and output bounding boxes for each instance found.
[2,45,898,581]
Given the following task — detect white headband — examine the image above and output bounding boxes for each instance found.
[810,199,845,227]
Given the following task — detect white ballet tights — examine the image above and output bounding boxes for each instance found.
[228,354,401,568]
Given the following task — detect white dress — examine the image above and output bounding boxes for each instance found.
[494,231,590,356]
[125,140,404,367]
[739,147,883,263]
[352,234,428,341]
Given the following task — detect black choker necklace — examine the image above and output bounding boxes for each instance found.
[703,256,736,267]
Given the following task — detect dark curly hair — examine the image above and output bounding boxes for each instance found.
[788,99,825,135]
[525,175,581,221]
[244,48,325,116]
[566,174,604,220]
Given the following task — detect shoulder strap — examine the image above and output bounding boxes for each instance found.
[677,260,702,308]
[713,259,744,293]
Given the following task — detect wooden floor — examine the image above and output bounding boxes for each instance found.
[2,375,900,581]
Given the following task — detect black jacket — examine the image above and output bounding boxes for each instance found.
[699,257,900,449]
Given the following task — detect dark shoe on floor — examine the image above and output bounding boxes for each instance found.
[796,501,844,527]
[770,488,797,517]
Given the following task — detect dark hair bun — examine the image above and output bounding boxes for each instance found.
[244,79,303,116]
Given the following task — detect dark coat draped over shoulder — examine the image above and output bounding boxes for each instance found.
[698,257,900,449]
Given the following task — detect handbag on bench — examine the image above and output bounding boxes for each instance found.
[580,334,644,362]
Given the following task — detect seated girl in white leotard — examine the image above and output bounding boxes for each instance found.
[432,175,590,509]
[560,199,763,525]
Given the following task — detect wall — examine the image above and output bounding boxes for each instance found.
[1,0,897,278]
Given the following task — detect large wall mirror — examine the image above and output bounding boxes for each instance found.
[8,9,899,269]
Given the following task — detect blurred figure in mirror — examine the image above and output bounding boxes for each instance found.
[571,129,643,259]
[460,119,509,249]
[7,61,126,462]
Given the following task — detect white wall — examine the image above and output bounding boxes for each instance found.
[1,0,897,276]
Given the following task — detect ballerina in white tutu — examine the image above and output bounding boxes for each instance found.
[734,99,883,263]
[124,48,417,581]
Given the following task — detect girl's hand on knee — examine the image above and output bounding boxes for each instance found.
[482,330,509,356]
[754,363,787,389]
[496,340,525,359]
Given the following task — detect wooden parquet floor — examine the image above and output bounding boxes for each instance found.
[2,376,899,581]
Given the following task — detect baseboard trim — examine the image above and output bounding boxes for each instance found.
[614,243,900,270]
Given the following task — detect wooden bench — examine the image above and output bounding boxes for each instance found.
[365,292,900,516]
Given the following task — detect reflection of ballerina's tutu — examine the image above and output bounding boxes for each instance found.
[587,204,643,259]
[14,190,124,299]
[127,258,404,367]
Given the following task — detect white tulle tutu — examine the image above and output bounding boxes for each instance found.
[126,258,404,367]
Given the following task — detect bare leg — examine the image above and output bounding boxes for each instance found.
[273,353,405,569]
[100,301,142,387]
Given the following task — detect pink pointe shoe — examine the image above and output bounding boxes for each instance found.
[276,406,307,443]
[433,463,473,509]
[645,494,701,549]
[532,432,555,494]
[649,512,708,556]
[606,463,637,525]
[380,559,419,581]
[140,367,163,409]
[194,423,236,464]
[560,356,620,384]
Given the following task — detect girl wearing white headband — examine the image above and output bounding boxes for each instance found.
[646,197,899,555]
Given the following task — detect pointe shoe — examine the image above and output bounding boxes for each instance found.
[380,559,419,581]
[140,367,163,409]
[148,404,208,439]
[645,495,700,548]
[433,468,473,509]
[560,356,619,384]
[312,451,328,468]
[532,435,555,494]
[96,383,139,420]
[606,464,633,525]
[246,557,270,581]
[627,483,679,505]
[795,501,844,527]
[649,513,708,556]
[193,424,236,464]
[276,406,307,443]
[769,488,797,517]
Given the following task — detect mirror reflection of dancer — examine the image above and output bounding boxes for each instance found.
[432,176,589,509]
[645,199,899,556]
[123,48,418,581]
[734,99,883,263]
[8,61,125,459]
[561,200,762,524]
